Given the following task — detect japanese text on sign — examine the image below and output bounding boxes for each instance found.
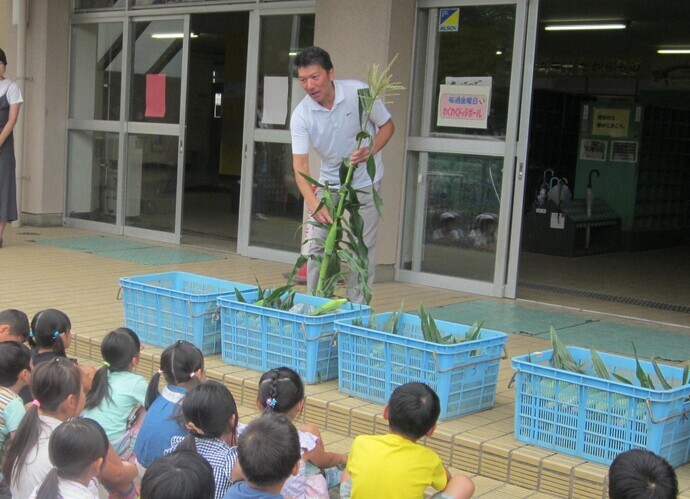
[437,84,490,129]
[592,108,630,138]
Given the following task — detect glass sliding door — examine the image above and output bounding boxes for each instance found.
[66,21,123,228]
[124,17,187,241]
[399,1,532,296]
[237,12,314,262]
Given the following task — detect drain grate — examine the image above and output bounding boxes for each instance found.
[520,282,690,314]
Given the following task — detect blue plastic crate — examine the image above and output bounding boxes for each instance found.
[120,272,256,355]
[512,347,690,467]
[219,292,369,384]
[335,313,507,420]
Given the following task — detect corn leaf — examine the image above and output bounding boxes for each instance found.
[234,288,247,303]
[651,356,673,390]
[632,343,655,389]
[590,348,610,380]
[612,373,633,385]
[463,321,483,343]
[550,327,579,372]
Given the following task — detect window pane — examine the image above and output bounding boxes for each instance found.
[66,131,119,223]
[130,20,183,123]
[74,0,125,11]
[70,23,123,120]
[256,14,314,130]
[430,5,516,138]
[401,152,503,282]
[249,142,302,252]
[125,134,178,232]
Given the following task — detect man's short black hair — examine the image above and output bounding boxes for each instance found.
[293,46,333,72]
[609,449,678,499]
[387,382,441,440]
[237,413,300,487]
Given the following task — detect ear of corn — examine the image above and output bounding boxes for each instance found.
[312,298,347,316]
[632,343,655,389]
[683,361,690,385]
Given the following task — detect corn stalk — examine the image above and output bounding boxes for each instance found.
[289,57,403,304]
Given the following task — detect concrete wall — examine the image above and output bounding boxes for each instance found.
[313,0,416,275]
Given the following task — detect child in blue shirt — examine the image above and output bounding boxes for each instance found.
[224,414,300,499]
[134,340,205,471]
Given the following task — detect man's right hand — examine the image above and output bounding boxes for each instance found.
[309,198,333,225]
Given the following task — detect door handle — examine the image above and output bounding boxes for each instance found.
[518,162,524,180]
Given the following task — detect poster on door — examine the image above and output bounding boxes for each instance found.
[437,80,491,129]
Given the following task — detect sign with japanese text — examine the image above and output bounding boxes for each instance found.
[437,83,490,129]
[592,108,630,137]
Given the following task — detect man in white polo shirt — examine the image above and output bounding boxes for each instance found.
[290,46,395,303]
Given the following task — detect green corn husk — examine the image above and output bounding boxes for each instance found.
[462,321,483,343]
[590,348,610,380]
[651,356,673,390]
[612,373,633,385]
[383,301,404,334]
[632,343,655,389]
[312,298,347,316]
[234,288,247,303]
[683,361,689,385]
[550,327,584,374]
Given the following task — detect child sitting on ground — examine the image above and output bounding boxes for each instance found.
[608,449,678,499]
[247,367,346,499]
[342,382,475,499]
[0,342,31,498]
[166,380,239,499]
[82,327,148,462]
[28,308,95,392]
[135,340,205,472]
[0,309,30,344]
[29,418,109,499]
[224,413,301,499]
[140,450,215,499]
[3,358,138,498]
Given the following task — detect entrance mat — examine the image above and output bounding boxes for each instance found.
[427,300,690,361]
[33,236,223,266]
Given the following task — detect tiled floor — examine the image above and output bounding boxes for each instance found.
[2,226,690,498]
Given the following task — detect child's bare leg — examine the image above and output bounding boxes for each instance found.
[431,474,475,499]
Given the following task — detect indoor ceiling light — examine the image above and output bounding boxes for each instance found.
[658,49,690,54]
[544,22,628,31]
[151,33,198,39]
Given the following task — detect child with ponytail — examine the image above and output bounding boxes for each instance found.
[251,367,347,499]
[82,327,148,462]
[134,340,205,471]
[29,308,96,393]
[29,418,109,499]
[3,358,138,498]
[166,380,239,499]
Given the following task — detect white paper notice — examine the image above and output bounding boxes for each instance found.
[437,83,491,129]
[262,76,289,126]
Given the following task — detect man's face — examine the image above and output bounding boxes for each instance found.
[297,64,335,107]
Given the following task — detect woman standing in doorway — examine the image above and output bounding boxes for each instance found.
[0,48,23,248]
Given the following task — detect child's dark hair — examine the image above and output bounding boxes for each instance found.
[145,340,204,410]
[176,380,238,452]
[387,382,440,440]
[29,309,71,357]
[0,309,30,342]
[0,342,31,387]
[238,413,300,488]
[257,367,304,414]
[2,358,82,486]
[293,46,334,71]
[608,449,678,499]
[140,450,215,499]
[34,418,109,499]
[85,327,141,410]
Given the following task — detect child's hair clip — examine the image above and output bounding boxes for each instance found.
[189,372,196,378]
[53,331,61,340]
[266,397,277,409]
